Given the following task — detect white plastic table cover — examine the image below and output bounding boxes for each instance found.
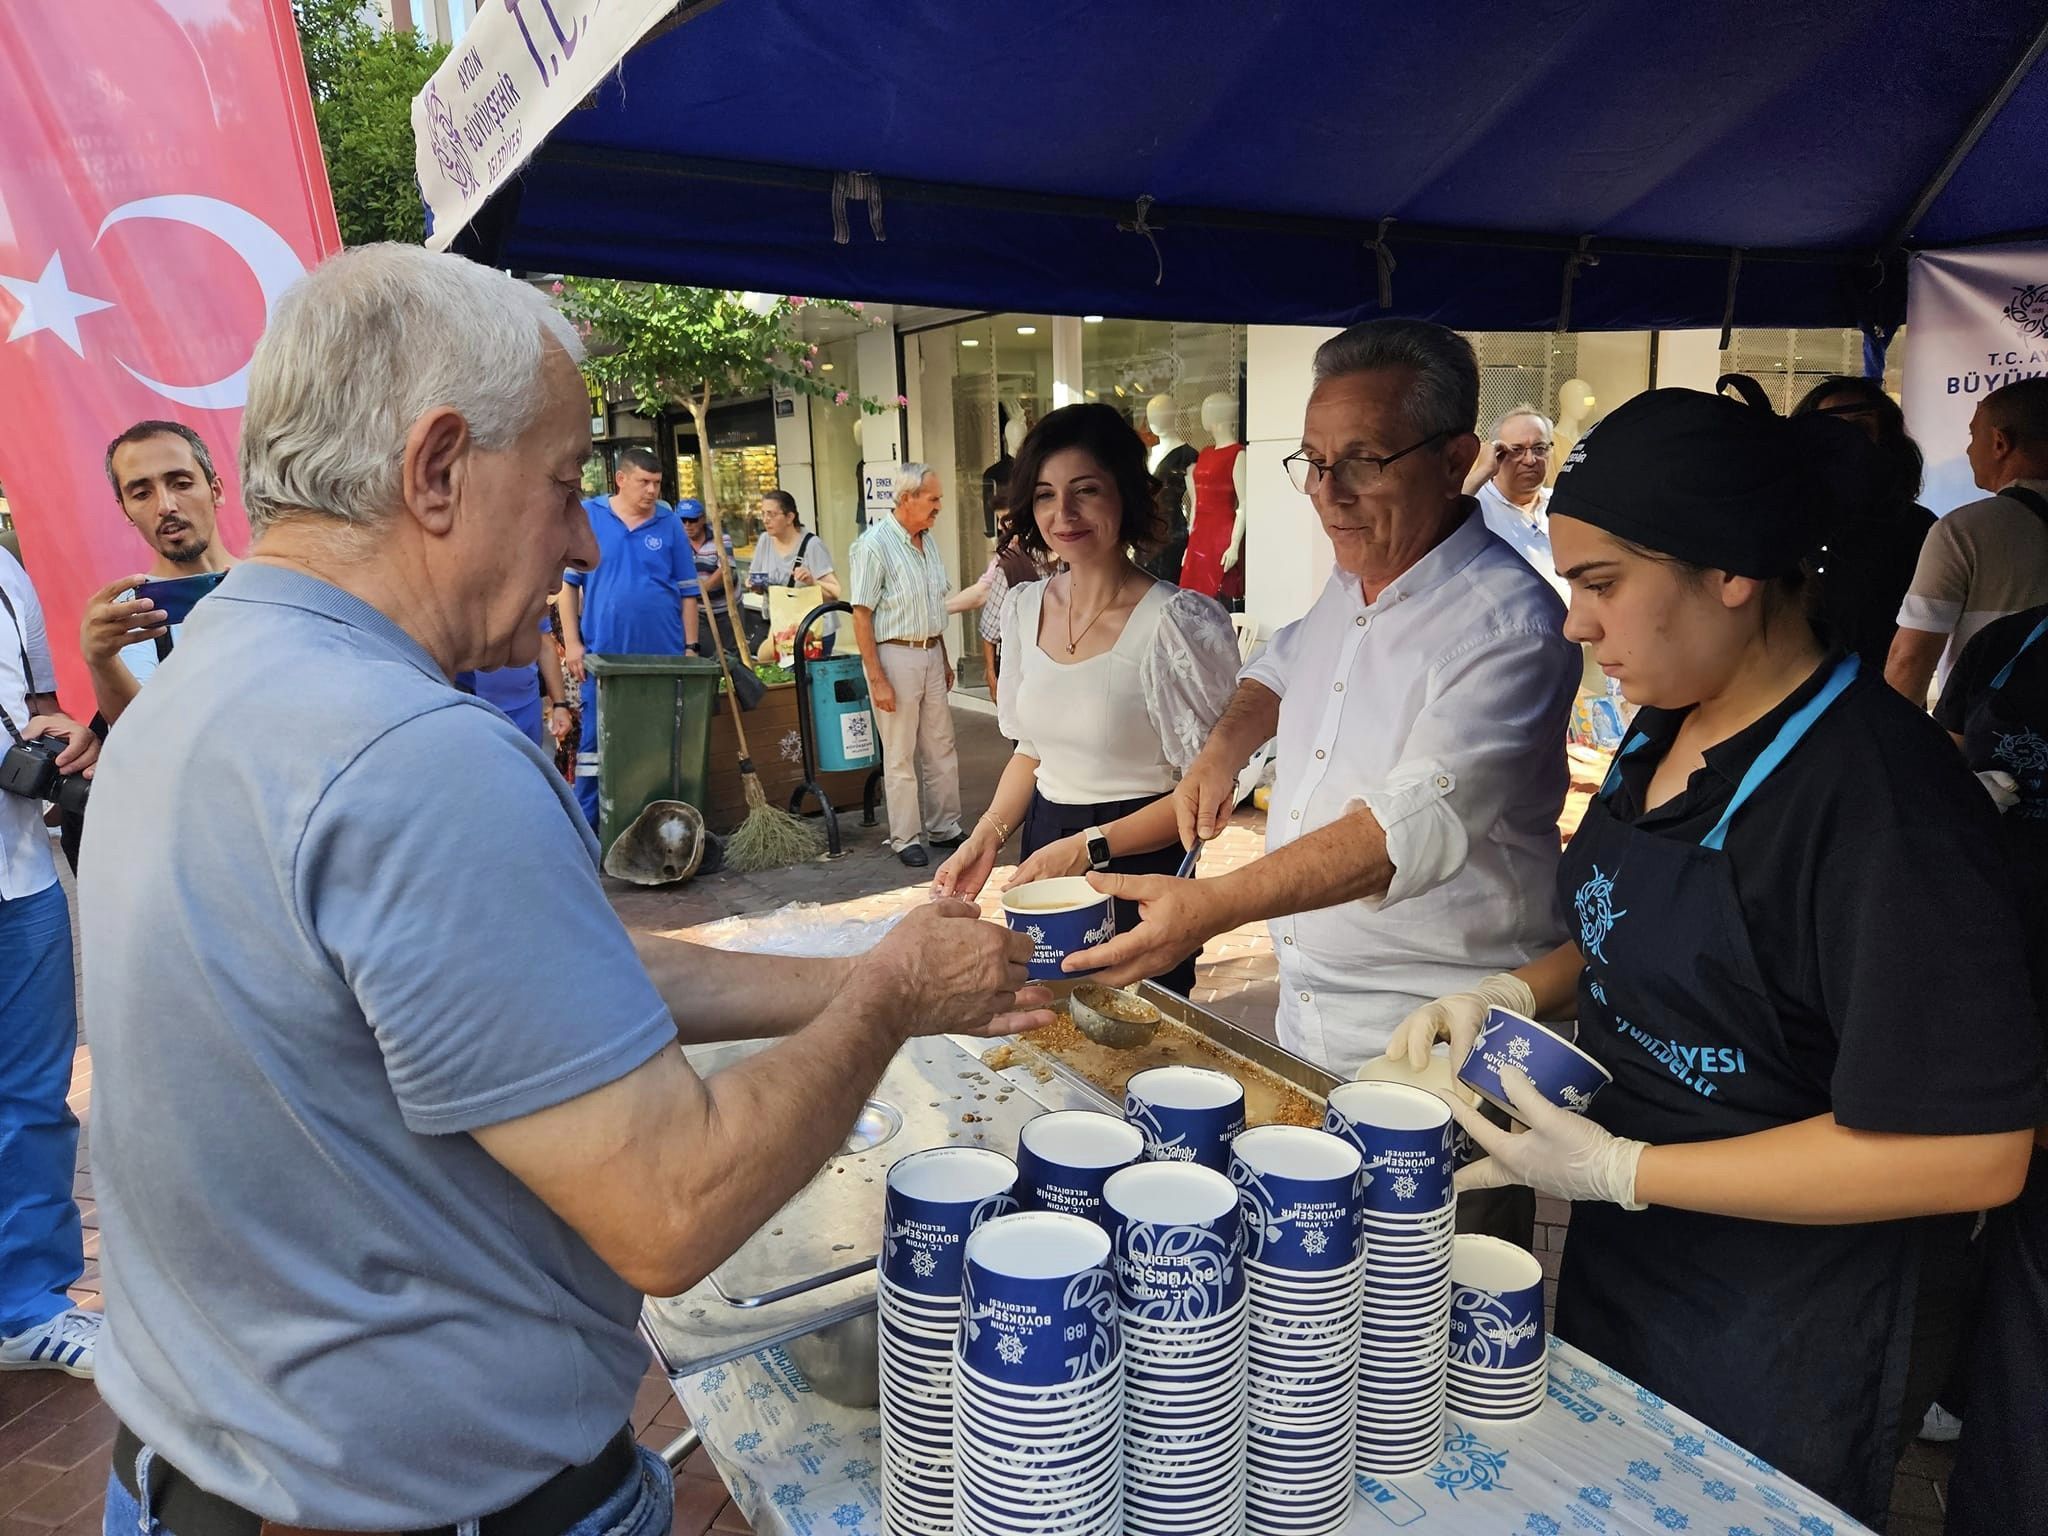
[672,1335,1870,1536]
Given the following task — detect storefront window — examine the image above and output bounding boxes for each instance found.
[1720,328,1903,411]
[674,401,779,551]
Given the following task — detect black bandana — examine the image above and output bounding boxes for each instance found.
[1550,388,1845,578]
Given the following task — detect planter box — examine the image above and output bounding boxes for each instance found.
[706,681,876,832]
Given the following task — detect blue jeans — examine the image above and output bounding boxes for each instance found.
[0,879,83,1336]
[103,1443,675,1536]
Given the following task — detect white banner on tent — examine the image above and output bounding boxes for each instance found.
[1903,242,2048,515]
[413,0,674,252]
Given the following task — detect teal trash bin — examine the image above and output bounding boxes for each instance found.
[804,653,881,772]
[588,654,724,863]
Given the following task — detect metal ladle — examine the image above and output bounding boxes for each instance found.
[1068,982,1163,1050]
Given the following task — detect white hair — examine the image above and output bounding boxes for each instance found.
[1311,319,1478,441]
[240,243,584,531]
[1491,404,1555,439]
[893,462,936,502]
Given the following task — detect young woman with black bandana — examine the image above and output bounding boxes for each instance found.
[1387,389,2045,1524]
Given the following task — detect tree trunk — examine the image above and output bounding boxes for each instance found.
[687,391,748,665]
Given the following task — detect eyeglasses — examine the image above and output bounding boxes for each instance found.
[1501,442,1553,460]
[1282,429,1452,496]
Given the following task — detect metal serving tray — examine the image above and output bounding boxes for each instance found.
[641,986,1339,1383]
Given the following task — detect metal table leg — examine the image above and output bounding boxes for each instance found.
[659,1426,701,1471]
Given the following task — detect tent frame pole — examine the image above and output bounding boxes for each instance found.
[1880,14,2048,250]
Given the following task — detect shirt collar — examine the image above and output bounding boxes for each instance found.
[1335,501,1497,612]
[1624,649,1849,795]
[214,562,450,687]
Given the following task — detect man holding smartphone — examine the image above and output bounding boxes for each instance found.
[80,420,238,725]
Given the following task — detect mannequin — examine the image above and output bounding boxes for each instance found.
[1553,377,1596,473]
[1143,392,1199,583]
[1179,391,1247,603]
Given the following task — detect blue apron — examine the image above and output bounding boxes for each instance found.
[1554,655,1927,1522]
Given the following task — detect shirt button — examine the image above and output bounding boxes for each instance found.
[1333,682,1344,693]
[1300,991,1312,1002]
[1435,774,1451,789]
[1290,810,1301,820]
[1283,936,1294,946]
[1314,749,1326,760]
[1354,615,1366,627]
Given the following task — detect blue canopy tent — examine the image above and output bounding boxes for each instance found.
[439,0,2048,338]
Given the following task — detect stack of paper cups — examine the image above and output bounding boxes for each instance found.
[1104,1161,1251,1535]
[876,1148,1018,1536]
[952,1212,1124,1536]
[1233,1126,1366,1536]
[1323,1081,1459,1476]
[1446,1235,1548,1421]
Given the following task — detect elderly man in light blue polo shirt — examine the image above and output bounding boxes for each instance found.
[78,244,1045,1536]
[850,463,966,867]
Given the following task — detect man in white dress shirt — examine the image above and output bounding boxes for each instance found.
[1469,405,1568,602]
[1072,320,1580,1078]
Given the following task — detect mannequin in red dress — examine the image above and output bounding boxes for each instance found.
[1179,391,1246,601]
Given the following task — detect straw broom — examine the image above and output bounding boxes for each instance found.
[698,499,822,870]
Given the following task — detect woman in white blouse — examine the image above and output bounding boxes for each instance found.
[933,403,1240,994]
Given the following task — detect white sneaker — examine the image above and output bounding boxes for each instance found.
[0,1307,101,1378]
[1919,1401,1963,1443]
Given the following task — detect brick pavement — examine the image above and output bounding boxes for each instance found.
[2,708,1953,1533]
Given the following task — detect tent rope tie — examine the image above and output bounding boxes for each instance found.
[1557,235,1600,333]
[830,172,887,245]
[1363,218,1397,308]
[1718,248,1745,350]
[1118,195,1165,286]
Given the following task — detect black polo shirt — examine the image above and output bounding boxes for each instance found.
[1604,654,2044,1137]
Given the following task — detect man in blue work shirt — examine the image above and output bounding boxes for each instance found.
[557,448,701,828]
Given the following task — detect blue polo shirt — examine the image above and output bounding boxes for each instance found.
[562,496,702,654]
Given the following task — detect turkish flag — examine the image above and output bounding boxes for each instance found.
[0,0,339,710]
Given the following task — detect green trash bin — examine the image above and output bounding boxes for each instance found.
[588,654,724,862]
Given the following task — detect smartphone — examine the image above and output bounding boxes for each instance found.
[133,570,228,624]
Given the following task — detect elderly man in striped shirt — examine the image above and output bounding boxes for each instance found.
[850,463,966,867]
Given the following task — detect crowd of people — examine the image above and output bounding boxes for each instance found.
[0,240,2043,1535]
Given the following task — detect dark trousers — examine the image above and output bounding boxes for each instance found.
[1022,790,1197,997]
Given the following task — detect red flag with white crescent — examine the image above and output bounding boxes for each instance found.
[0,0,339,710]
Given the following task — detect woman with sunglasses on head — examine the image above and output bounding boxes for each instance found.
[931,403,1239,995]
[1388,389,2044,1524]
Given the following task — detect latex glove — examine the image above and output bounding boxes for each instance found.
[1978,770,2020,813]
[1386,972,1536,1074]
[1447,1066,1648,1210]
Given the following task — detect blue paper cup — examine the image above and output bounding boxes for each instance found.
[1102,1161,1246,1321]
[1447,1234,1546,1372]
[1124,1065,1246,1171]
[1458,1007,1612,1118]
[1016,1111,1144,1223]
[1323,1080,1456,1214]
[1001,876,1114,980]
[882,1146,1019,1296]
[1229,1125,1364,1272]
[959,1212,1118,1387]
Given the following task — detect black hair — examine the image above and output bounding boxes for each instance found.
[998,403,1169,558]
[617,446,661,477]
[105,420,218,500]
[1790,376,1924,504]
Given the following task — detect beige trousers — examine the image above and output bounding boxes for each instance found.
[872,643,963,849]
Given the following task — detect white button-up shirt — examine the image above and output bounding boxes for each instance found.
[1475,480,1567,601]
[1241,505,1579,1074]
[0,548,59,901]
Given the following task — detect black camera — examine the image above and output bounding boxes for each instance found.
[0,735,90,814]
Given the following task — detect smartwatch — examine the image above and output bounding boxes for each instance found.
[1084,827,1113,872]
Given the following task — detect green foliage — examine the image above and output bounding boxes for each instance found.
[293,0,447,247]
[557,282,896,424]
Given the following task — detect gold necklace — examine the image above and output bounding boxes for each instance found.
[1066,566,1133,655]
